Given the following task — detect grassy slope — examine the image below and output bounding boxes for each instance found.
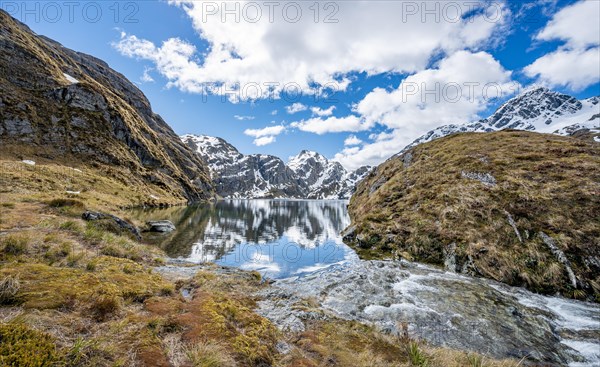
[348,130,600,301]
[0,162,522,366]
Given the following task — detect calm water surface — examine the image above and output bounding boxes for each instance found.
[128,200,357,278]
[128,200,600,365]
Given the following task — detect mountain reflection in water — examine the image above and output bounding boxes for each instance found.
[128,200,357,278]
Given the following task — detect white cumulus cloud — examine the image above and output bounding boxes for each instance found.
[286,103,308,114]
[244,125,286,146]
[332,51,516,170]
[344,135,362,146]
[244,125,286,138]
[525,48,600,91]
[536,0,600,49]
[291,115,371,135]
[115,1,509,99]
[141,67,154,83]
[253,136,276,146]
[311,106,336,117]
[524,0,600,91]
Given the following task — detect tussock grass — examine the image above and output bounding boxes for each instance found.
[0,275,20,305]
[0,193,522,366]
[1,234,29,256]
[349,131,600,301]
[185,342,238,367]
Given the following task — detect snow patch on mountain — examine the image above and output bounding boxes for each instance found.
[62,73,79,84]
[181,135,371,199]
[395,88,599,157]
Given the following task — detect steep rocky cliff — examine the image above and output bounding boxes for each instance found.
[0,10,213,203]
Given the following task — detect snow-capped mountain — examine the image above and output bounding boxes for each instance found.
[180,135,242,177]
[287,150,372,199]
[181,134,302,198]
[396,88,599,156]
[181,134,371,199]
[288,150,346,198]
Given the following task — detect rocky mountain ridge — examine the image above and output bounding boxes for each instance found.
[0,10,213,204]
[181,134,371,199]
[395,88,599,157]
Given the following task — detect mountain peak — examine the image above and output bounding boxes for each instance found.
[183,135,371,199]
[523,86,551,94]
[485,87,585,131]
[297,149,321,158]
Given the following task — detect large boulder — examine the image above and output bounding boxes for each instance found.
[82,211,141,240]
[145,220,176,233]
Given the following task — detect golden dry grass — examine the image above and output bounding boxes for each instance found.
[349,131,600,301]
[0,162,520,366]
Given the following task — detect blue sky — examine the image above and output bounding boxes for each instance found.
[4,0,599,169]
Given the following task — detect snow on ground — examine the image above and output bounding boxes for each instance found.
[63,73,79,84]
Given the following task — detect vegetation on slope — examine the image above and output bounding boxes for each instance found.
[0,10,213,204]
[347,130,599,301]
[0,160,523,366]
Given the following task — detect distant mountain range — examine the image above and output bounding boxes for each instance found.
[181,88,598,200]
[181,135,371,199]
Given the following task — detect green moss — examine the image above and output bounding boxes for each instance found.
[0,323,64,367]
[0,259,171,310]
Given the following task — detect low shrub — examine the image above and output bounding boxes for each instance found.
[89,293,121,322]
[47,198,84,208]
[0,323,64,366]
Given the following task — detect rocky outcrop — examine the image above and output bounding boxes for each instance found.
[460,171,497,187]
[258,260,600,365]
[82,211,141,240]
[0,10,213,203]
[539,232,578,289]
[145,220,176,233]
